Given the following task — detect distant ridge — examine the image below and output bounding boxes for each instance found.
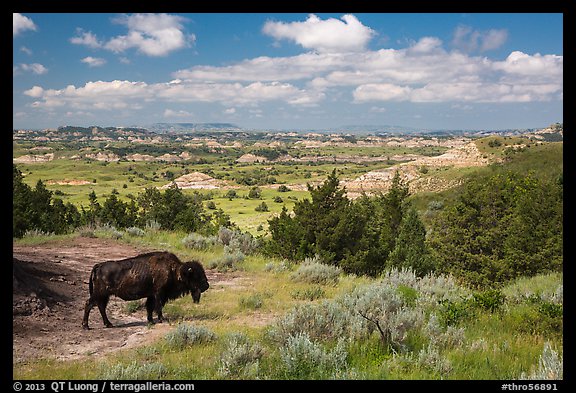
[146,123,242,133]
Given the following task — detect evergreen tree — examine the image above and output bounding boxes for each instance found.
[387,207,434,277]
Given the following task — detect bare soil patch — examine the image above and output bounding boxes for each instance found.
[12,237,228,364]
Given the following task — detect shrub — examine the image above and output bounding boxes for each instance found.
[165,323,216,349]
[264,259,293,273]
[145,220,161,232]
[125,300,144,314]
[424,314,465,349]
[208,250,245,272]
[472,289,506,312]
[290,257,341,285]
[278,333,348,379]
[269,301,350,343]
[291,286,326,301]
[255,202,269,212]
[342,281,425,351]
[248,187,261,199]
[99,362,167,380]
[416,343,453,375]
[126,227,145,237]
[520,342,563,380]
[218,333,264,379]
[182,233,218,250]
[239,293,264,310]
[219,228,261,255]
[437,297,473,327]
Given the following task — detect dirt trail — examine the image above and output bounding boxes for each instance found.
[12,237,224,364]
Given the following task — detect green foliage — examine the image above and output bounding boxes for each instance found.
[99,362,167,380]
[254,201,269,212]
[429,171,562,287]
[248,186,262,199]
[519,342,563,380]
[218,333,264,379]
[13,162,233,238]
[239,293,264,310]
[472,289,506,313]
[289,256,342,285]
[164,323,217,349]
[291,286,326,301]
[277,333,348,379]
[387,207,435,277]
[13,165,81,238]
[267,170,426,277]
[437,298,474,327]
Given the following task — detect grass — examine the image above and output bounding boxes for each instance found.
[13,231,563,380]
[13,136,563,380]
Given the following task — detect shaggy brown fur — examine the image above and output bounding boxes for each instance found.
[82,251,208,329]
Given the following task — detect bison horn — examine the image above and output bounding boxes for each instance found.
[188,267,192,272]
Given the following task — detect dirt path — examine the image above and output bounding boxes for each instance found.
[12,237,224,364]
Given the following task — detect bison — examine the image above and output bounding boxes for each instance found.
[82,251,209,329]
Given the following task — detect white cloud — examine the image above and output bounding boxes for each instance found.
[22,15,562,114]
[13,13,37,36]
[69,14,193,57]
[70,30,103,48]
[24,86,44,98]
[163,109,194,118]
[20,46,32,55]
[452,25,508,53]
[24,79,324,111]
[480,29,508,52]
[174,52,348,82]
[15,63,48,75]
[105,13,194,56]
[262,14,375,53]
[493,51,563,77]
[81,56,107,67]
[408,37,443,54]
[354,83,412,102]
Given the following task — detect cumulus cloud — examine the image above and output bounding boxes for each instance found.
[13,13,37,36]
[164,109,194,118]
[105,13,194,56]
[81,56,107,67]
[70,30,103,48]
[70,13,194,57]
[452,25,508,53]
[262,14,375,53]
[24,79,324,111]
[14,63,48,75]
[22,15,562,114]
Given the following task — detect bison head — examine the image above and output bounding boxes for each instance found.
[181,261,209,303]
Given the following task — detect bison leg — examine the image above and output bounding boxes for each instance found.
[146,296,156,324]
[82,297,97,329]
[154,295,165,323]
[96,296,113,328]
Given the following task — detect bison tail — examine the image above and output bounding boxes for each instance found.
[88,266,95,296]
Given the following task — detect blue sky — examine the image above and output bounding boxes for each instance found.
[13,13,563,131]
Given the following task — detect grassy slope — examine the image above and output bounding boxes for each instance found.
[13,233,562,379]
[13,137,563,379]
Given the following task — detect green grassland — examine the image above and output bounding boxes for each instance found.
[13,134,563,380]
[14,138,450,232]
[13,230,563,380]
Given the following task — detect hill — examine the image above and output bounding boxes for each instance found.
[146,123,242,133]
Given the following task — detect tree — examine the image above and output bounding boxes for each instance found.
[387,207,434,277]
[428,171,563,287]
[13,165,34,237]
